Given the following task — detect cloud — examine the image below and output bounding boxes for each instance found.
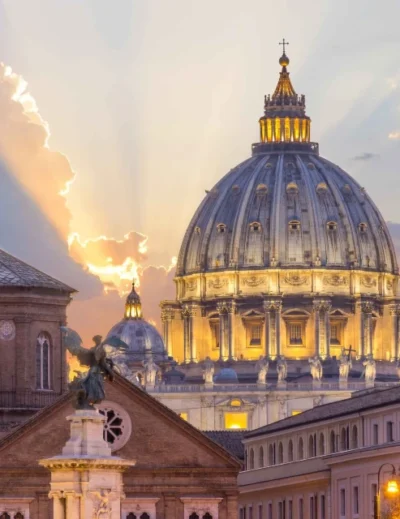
[0,61,176,345]
[389,131,400,140]
[351,152,380,161]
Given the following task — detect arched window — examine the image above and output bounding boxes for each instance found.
[249,448,255,469]
[289,220,301,231]
[352,425,358,449]
[14,514,24,519]
[250,222,261,232]
[278,442,284,464]
[259,446,264,468]
[298,437,304,460]
[189,514,200,519]
[308,435,315,458]
[327,221,337,231]
[203,514,213,519]
[288,439,294,462]
[330,430,336,453]
[140,514,150,519]
[0,513,11,519]
[36,332,51,390]
[359,222,368,233]
[217,223,226,233]
[268,444,275,466]
[319,432,325,455]
[127,514,137,519]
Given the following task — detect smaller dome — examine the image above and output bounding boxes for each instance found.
[214,367,238,384]
[279,53,289,67]
[106,318,167,362]
[106,280,168,362]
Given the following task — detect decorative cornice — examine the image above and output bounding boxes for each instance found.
[39,457,135,471]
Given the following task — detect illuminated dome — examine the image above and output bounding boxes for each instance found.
[106,283,168,362]
[162,46,400,366]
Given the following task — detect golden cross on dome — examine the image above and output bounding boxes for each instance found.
[279,38,289,54]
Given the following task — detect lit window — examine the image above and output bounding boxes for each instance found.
[224,412,248,430]
[36,332,51,390]
[230,399,242,407]
[289,323,303,345]
[288,220,300,231]
[292,410,302,416]
[250,325,262,345]
[179,412,188,421]
[210,320,220,350]
[194,226,201,234]
[330,323,341,345]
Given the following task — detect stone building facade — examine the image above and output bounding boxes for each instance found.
[0,248,74,434]
[239,385,400,519]
[0,375,240,519]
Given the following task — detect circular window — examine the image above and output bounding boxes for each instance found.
[0,320,16,341]
[96,400,132,452]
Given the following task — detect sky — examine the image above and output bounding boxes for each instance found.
[0,0,399,343]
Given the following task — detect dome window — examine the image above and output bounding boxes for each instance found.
[232,184,240,193]
[286,181,299,194]
[359,222,368,233]
[217,223,226,234]
[327,221,337,231]
[256,183,268,195]
[250,222,261,232]
[316,182,328,193]
[289,220,301,231]
[194,226,201,235]
[265,162,272,168]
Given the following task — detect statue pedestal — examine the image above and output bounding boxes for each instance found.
[312,380,322,390]
[365,379,375,389]
[40,409,135,519]
[339,379,348,390]
[257,382,267,389]
[277,381,287,390]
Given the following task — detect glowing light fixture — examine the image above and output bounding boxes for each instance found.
[386,478,399,494]
[224,412,248,430]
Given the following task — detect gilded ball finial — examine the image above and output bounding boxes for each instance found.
[279,53,290,67]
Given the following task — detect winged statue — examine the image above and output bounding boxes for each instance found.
[61,327,128,409]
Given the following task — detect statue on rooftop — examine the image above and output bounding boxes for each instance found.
[142,357,160,386]
[277,355,288,383]
[202,356,215,385]
[338,348,352,381]
[256,355,269,384]
[309,356,323,381]
[61,327,128,409]
[361,353,376,384]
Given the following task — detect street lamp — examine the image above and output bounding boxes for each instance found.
[374,463,400,519]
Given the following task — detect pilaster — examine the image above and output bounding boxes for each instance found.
[389,304,400,360]
[313,299,331,359]
[263,299,282,359]
[361,300,374,357]
[161,307,175,358]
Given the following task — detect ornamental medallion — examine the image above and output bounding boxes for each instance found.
[0,320,16,341]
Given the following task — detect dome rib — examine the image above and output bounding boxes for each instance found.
[176,153,397,275]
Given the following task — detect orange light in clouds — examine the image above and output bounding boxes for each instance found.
[87,256,140,293]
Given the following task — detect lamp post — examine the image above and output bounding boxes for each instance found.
[374,463,399,519]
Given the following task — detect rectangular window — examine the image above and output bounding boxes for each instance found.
[289,323,303,345]
[353,486,359,515]
[330,323,341,344]
[373,424,379,445]
[299,498,304,519]
[372,484,378,516]
[340,488,346,517]
[278,502,283,519]
[288,500,293,519]
[258,504,263,519]
[179,412,188,421]
[387,421,394,442]
[248,505,253,519]
[211,321,220,349]
[224,412,248,430]
[240,509,244,519]
[268,502,273,519]
[310,496,315,519]
[321,494,326,519]
[250,325,262,345]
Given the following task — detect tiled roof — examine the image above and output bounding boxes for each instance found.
[245,385,400,439]
[204,430,245,461]
[0,248,74,292]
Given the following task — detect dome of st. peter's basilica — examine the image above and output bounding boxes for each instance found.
[161,50,400,370]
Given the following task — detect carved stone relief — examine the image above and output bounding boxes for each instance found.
[283,272,307,286]
[361,276,377,288]
[208,277,228,289]
[242,276,266,287]
[323,275,348,287]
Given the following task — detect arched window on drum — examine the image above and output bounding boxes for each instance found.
[36,332,51,390]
